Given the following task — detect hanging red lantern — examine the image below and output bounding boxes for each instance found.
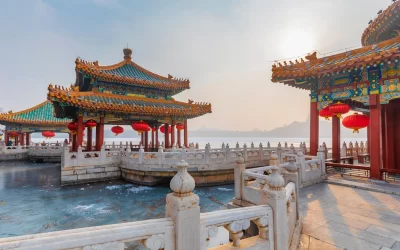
[131,121,150,135]
[111,126,124,136]
[67,122,78,134]
[328,102,350,118]
[160,124,172,134]
[342,112,370,133]
[319,107,334,120]
[8,131,18,138]
[176,123,184,131]
[42,131,55,139]
[85,120,97,129]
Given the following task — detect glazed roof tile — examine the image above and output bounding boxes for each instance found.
[75,49,190,94]
[0,101,70,126]
[271,37,400,89]
[48,84,212,118]
[362,1,400,46]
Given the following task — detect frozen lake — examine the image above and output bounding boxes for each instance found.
[0,162,234,238]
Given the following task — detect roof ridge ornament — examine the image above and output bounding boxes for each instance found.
[123,47,132,61]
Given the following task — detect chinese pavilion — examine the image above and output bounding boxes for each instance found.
[0,101,70,145]
[271,1,400,179]
[48,48,211,152]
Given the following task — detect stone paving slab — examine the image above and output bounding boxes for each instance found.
[325,177,400,196]
[300,183,400,250]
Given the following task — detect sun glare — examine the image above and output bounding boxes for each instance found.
[279,29,316,59]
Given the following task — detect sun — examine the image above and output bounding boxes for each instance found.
[279,28,316,59]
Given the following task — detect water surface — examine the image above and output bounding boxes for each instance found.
[0,162,234,238]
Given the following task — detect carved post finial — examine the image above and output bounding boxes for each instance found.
[170,160,195,196]
[267,166,285,190]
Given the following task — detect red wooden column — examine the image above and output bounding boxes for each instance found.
[382,103,394,170]
[15,135,18,146]
[151,127,155,150]
[20,133,25,146]
[369,94,382,179]
[97,116,105,150]
[177,127,181,148]
[367,118,371,154]
[140,133,144,146]
[144,131,149,151]
[332,116,341,162]
[155,126,159,148]
[171,121,176,148]
[165,123,170,148]
[310,102,319,156]
[77,116,84,148]
[87,127,92,151]
[72,134,77,151]
[26,133,31,146]
[184,120,188,148]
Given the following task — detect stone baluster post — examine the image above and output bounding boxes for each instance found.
[166,161,200,250]
[119,141,123,150]
[296,151,305,185]
[289,144,295,154]
[284,142,288,149]
[225,143,230,163]
[195,143,199,150]
[360,141,365,154]
[125,141,129,151]
[348,142,353,157]
[221,142,225,150]
[282,157,300,220]
[138,145,144,164]
[341,142,347,158]
[158,145,164,166]
[322,142,328,159]
[259,143,264,162]
[111,141,115,151]
[77,146,83,165]
[242,143,248,162]
[62,142,70,168]
[233,155,246,206]
[236,142,240,149]
[251,142,254,149]
[263,160,288,250]
[267,142,270,149]
[365,140,369,154]
[205,144,210,164]
[180,146,187,161]
[100,144,106,161]
[355,141,359,158]
[317,145,326,178]
[277,142,282,164]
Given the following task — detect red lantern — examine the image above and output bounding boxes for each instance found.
[328,102,350,118]
[67,122,78,134]
[319,107,334,121]
[342,113,370,133]
[86,120,97,129]
[111,126,124,136]
[132,121,150,135]
[176,123,184,131]
[42,131,55,139]
[160,124,172,134]
[8,131,18,138]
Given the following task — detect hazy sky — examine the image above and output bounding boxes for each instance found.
[0,0,390,131]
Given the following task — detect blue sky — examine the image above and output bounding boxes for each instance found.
[0,0,391,130]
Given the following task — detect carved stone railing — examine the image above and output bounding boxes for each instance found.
[233,153,300,250]
[0,145,29,154]
[28,145,63,157]
[200,205,273,249]
[341,140,368,158]
[62,145,121,168]
[0,160,302,250]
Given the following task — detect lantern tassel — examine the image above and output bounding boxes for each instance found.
[353,129,360,134]
[324,117,331,121]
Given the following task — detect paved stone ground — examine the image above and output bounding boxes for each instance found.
[299,183,400,250]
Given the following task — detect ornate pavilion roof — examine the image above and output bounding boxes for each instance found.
[48,84,212,119]
[271,37,400,90]
[75,48,190,94]
[362,1,400,46]
[0,101,70,126]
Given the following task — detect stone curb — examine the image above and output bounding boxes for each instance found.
[324,179,400,196]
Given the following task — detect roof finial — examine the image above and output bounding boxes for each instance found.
[123,46,132,61]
